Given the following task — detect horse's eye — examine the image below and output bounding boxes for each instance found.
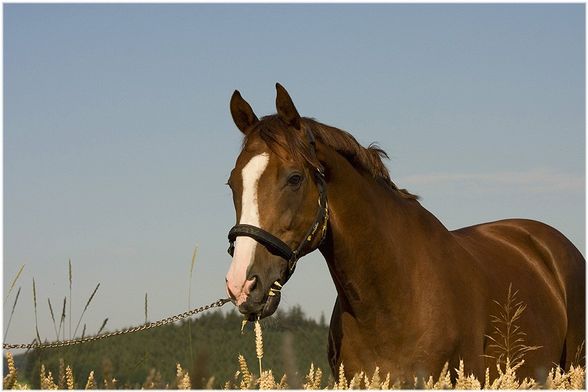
[287,173,303,186]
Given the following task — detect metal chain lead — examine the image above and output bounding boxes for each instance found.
[3,298,231,350]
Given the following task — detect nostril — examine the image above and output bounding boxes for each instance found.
[243,276,258,295]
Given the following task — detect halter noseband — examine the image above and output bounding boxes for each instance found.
[227,129,329,285]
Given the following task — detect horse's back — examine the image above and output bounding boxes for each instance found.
[453,218,584,291]
[452,218,585,370]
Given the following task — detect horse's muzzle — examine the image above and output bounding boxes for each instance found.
[235,288,281,321]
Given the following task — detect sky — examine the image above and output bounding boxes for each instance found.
[3,4,585,349]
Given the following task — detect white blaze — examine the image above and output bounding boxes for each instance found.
[226,153,270,301]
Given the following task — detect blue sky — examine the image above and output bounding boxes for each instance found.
[4,4,585,348]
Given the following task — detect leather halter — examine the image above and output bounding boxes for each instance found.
[227,129,329,285]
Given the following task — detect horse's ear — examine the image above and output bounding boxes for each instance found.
[230,90,259,135]
[275,83,301,130]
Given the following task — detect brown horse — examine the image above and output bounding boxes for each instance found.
[224,84,585,385]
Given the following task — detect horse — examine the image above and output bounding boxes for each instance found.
[223,83,585,386]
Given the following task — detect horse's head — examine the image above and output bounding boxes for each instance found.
[225,83,328,320]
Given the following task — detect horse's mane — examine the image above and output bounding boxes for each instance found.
[245,115,418,200]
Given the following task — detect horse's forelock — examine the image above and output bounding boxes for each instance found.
[243,115,313,165]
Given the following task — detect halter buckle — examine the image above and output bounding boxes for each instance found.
[288,252,299,273]
[316,167,325,178]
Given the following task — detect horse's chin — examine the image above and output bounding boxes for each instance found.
[247,292,281,321]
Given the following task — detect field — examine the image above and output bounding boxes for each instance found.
[2,305,585,390]
[3,344,586,389]
[3,265,585,389]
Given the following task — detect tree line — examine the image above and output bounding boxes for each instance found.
[12,305,330,388]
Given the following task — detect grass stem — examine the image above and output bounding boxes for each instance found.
[33,278,41,343]
[48,298,59,339]
[5,264,25,303]
[57,297,67,340]
[4,286,21,340]
[68,259,72,340]
[73,283,100,338]
[187,245,199,371]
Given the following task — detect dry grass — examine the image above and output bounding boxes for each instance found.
[39,364,58,389]
[483,283,542,367]
[3,284,584,390]
[85,371,97,390]
[2,350,585,390]
[175,363,191,390]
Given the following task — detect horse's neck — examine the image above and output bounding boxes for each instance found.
[318,149,456,321]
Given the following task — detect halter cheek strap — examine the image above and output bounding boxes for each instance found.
[227,129,328,285]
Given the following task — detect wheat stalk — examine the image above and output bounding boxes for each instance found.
[238,354,252,389]
[337,363,348,389]
[367,366,381,389]
[255,319,264,374]
[85,371,97,390]
[303,363,323,389]
[175,363,191,390]
[3,352,17,389]
[454,359,481,389]
[348,371,363,389]
[381,372,391,390]
[40,364,58,390]
[423,361,451,389]
[65,365,75,390]
[258,370,277,389]
[483,367,491,390]
[277,374,288,389]
[21,355,583,391]
[568,365,586,389]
